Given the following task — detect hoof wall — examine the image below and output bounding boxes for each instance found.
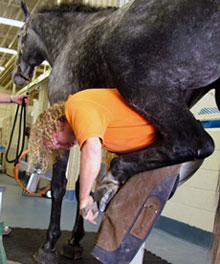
[33,247,58,264]
[61,243,83,260]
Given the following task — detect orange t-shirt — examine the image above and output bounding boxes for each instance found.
[64,89,158,153]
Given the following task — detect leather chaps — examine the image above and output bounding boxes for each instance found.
[92,165,180,264]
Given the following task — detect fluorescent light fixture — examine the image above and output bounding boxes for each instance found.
[0,66,5,71]
[0,47,17,55]
[0,17,24,28]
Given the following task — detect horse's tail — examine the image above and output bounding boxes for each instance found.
[210,169,220,264]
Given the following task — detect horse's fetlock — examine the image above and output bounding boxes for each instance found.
[100,171,120,185]
[110,159,126,183]
[43,242,55,252]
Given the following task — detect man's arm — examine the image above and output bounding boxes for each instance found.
[79,137,102,224]
[0,94,29,105]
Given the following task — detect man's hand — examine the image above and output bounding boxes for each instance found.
[80,195,99,225]
[13,94,29,106]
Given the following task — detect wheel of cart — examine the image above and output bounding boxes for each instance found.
[13,150,51,197]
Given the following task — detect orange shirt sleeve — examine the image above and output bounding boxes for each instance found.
[65,100,110,148]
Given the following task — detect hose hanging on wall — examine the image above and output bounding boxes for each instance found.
[13,149,51,196]
[5,98,26,165]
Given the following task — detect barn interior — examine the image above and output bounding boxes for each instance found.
[0,0,219,264]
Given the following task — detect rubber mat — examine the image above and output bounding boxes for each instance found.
[3,228,172,264]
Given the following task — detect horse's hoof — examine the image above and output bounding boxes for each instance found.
[33,247,58,264]
[99,188,115,212]
[96,172,120,212]
[61,243,83,260]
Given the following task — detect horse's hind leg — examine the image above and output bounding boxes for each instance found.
[98,92,214,210]
[62,178,85,260]
[34,150,69,264]
[114,88,214,174]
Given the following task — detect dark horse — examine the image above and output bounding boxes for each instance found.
[12,0,220,263]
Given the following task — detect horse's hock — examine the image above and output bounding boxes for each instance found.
[93,165,180,264]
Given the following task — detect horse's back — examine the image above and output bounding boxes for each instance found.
[105,0,220,90]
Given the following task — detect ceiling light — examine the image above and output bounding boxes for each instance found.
[0,17,24,28]
[0,47,17,55]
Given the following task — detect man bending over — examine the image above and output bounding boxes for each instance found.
[29,89,158,224]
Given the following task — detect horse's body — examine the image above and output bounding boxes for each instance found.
[12,0,220,263]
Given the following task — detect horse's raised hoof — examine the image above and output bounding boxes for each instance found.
[33,247,58,264]
[61,243,83,260]
[96,172,120,212]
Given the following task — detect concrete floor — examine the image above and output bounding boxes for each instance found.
[0,173,210,264]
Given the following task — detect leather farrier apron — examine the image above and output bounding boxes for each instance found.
[92,164,180,264]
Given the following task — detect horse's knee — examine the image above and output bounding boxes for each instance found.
[51,153,69,198]
[51,178,67,199]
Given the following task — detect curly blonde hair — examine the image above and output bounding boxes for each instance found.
[29,102,66,173]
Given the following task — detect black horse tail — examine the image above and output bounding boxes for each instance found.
[210,169,220,264]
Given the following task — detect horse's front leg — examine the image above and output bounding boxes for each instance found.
[97,88,214,211]
[34,150,69,264]
[62,177,85,260]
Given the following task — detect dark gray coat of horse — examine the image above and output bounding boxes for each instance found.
[12,0,220,263]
